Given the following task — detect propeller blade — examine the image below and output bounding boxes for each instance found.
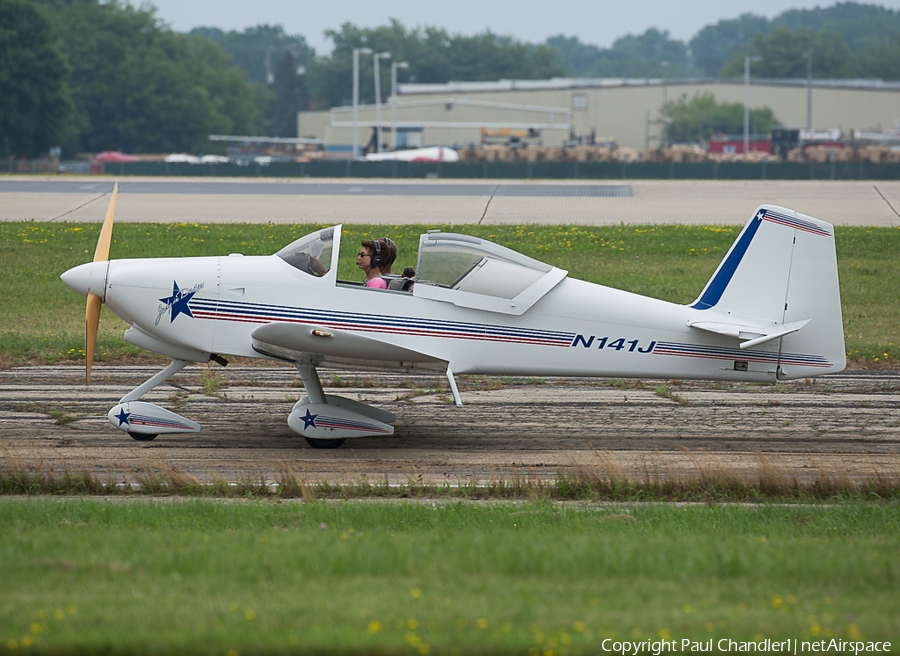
[93,181,118,262]
[84,182,118,385]
[85,293,102,386]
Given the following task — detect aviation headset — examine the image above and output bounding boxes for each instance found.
[371,237,394,268]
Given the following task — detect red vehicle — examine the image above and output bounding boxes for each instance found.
[89,151,142,174]
[708,137,772,155]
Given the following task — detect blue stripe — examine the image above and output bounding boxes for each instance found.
[691,216,762,310]
[653,341,830,365]
[762,210,830,236]
[317,415,381,430]
[129,414,194,429]
[192,299,575,343]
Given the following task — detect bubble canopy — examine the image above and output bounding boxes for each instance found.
[413,231,567,315]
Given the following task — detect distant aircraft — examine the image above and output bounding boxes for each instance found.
[364,146,459,162]
[61,183,845,448]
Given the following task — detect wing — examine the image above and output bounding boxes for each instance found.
[250,322,445,370]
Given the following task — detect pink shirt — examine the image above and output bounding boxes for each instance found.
[365,277,388,289]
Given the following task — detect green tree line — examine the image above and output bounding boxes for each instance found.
[553,2,900,79]
[2,0,898,158]
[2,0,257,158]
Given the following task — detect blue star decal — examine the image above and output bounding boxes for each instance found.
[114,408,131,426]
[159,281,197,323]
[301,409,318,429]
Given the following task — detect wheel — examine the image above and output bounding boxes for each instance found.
[304,437,346,449]
[128,431,158,442]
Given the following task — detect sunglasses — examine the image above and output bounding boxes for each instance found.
[357,251,370,258]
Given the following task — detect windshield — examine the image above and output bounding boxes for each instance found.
[275,227,335,277]
[416,233,550,299]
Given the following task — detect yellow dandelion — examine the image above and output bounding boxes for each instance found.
[368,620,383,633]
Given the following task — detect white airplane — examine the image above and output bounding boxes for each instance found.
[61,183,845,448]
[364,146,459,162]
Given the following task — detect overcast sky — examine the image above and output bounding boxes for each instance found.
[146,0,900,54]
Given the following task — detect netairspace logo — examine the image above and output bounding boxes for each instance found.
[599,638,891,655]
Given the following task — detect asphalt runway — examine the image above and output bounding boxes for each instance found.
[1,176,898,226]
[2,365,898,485]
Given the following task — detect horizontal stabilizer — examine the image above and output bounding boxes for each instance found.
[688,318,811,349]
[739,320,810,349]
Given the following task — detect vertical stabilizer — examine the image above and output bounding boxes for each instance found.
[691,205,845,378]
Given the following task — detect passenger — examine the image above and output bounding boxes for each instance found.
[357,238,395,289]
[382,239,398,274]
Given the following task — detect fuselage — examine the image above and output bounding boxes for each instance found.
[88,251,837,384]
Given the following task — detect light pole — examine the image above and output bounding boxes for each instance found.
[803,48,813,130]
[373,51,391,154]
[744,55,762,155]
[352,47,372,159]
[391,61,409,151]
[661,61,669,149]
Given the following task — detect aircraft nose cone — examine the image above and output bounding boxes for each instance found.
[61,261,109,300]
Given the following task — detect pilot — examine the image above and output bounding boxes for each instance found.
[357,238,396,288]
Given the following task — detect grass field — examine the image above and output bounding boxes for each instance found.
[1,221,898,367]
[1,499,897,654]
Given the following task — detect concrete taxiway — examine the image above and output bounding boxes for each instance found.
[2,365,898,484]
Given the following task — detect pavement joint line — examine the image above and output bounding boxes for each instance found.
[873,184,900,227]
[49,191,109,222]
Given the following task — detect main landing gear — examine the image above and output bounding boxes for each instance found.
[288,361,395,449]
